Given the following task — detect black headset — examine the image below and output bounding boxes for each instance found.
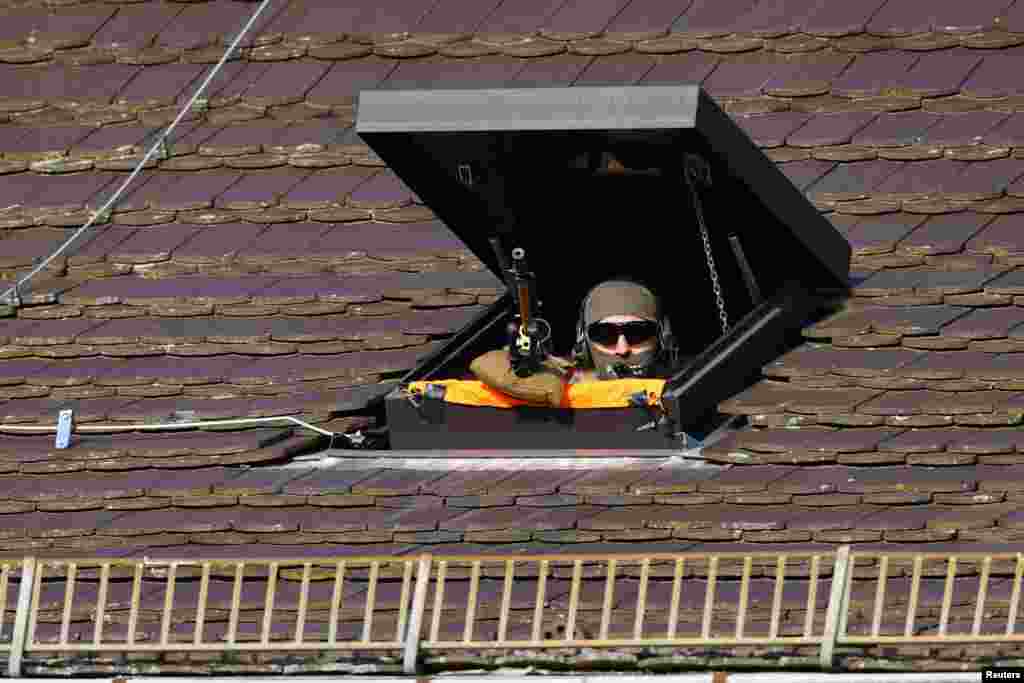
[571,278,677,371]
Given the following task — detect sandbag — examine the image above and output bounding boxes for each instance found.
[468,348,565,406]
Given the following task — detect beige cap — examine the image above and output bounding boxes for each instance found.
[584,280,659,326]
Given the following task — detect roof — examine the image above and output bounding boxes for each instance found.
[2,0,1024,672]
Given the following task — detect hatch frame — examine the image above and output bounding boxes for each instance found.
[356,85,850,446]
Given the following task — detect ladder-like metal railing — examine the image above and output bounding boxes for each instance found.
[837,551,1024,646]
[417,552,832,649]
[1,548,1022,676]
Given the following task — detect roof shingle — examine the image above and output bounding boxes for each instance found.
[4,11,1024,673]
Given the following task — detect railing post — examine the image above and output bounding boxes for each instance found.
[8,557,36,677]
[820,545,852,670]
[403,555,432,675]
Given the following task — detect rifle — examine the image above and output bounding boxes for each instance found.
[489,238,552,377]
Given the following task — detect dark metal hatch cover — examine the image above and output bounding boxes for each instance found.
[356,85,851,445]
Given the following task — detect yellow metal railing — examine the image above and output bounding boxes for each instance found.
[417,552,834,649]
[1,548,1023,676]
[836,551,1024,646]
[23,556,414,656]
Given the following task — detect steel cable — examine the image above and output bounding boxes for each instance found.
[0,414,334,437]
[1,0,275,305]
[0,1,367,448]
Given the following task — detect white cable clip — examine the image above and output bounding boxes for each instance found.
[91,207,112,224]
[0,0,274,308]
[55,408,74,450]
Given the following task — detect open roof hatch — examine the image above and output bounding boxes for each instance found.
[357,86,851,450]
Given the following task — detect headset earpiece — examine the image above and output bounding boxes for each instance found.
[572,289,592,367]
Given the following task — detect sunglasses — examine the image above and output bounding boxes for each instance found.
[587,320,659,347]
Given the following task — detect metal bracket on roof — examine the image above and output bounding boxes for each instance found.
[223,35,243,60]
[629,390,656,432]
[673,431,697,450]
[328,430,371,451]
[407,383,446,425]
[0,0,274,313]
[91,207,112,224]
[55,408,74,450]
[2,283,20,308]
[170,410,197,424]
[628,390,673,437]
[156,135,170,160]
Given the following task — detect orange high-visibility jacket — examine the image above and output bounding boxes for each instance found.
[406,378,665,409]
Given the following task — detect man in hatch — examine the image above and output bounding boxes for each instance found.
[470,279,676,406]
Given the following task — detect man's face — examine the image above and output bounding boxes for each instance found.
[587,314,658,358]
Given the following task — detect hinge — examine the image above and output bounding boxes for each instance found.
[684,152,712,188]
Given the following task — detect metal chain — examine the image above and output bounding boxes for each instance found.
[684,155,729,334]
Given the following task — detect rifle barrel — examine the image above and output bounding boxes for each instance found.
[512,248,531,327]
[517,282,531,325]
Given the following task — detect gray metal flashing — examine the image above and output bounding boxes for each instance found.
[326,447,687,458]
[357,86,701,133]
[300,453,720,470]
[312,411,740,465]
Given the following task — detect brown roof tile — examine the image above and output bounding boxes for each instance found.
[349,469,446,496]
[282,468,379,496]
[579,505,704,531]
[558,467,660,495]
[839,466,976,494]
[12,10,1024,661]
[445,505,547,532]
[93,4,182,50]
[445,494,516,508]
